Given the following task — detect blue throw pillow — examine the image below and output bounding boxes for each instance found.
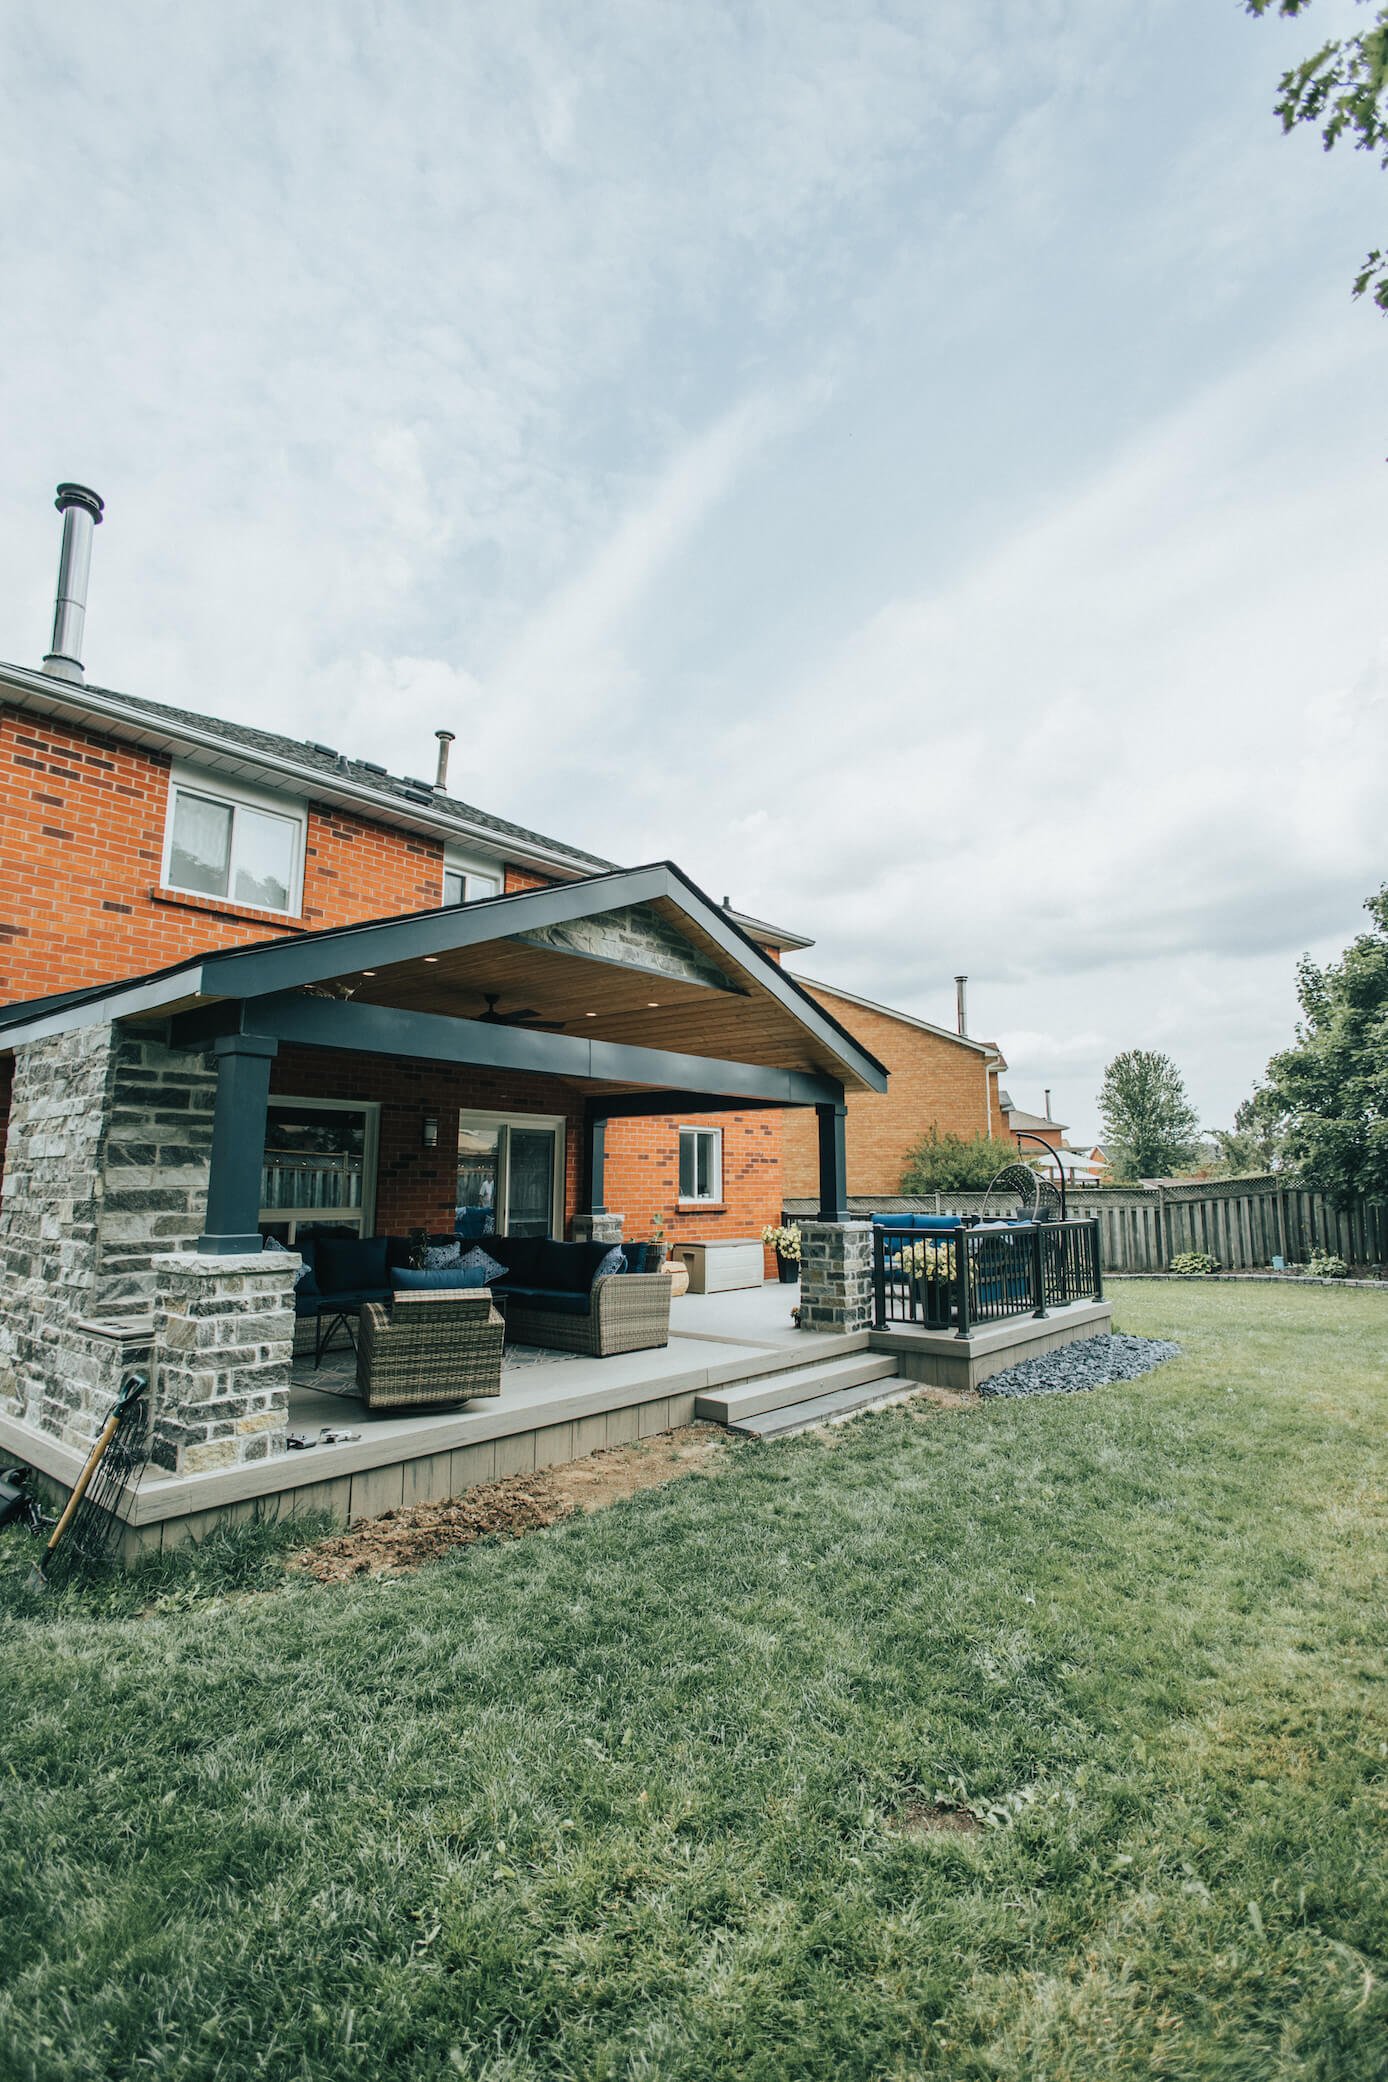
[592,1246,626,1284]
[391,1264,491,1292]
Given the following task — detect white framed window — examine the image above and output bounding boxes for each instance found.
[163,764,305,916]
[442,849,502,907]
[457,1108,565,1238]
[259,1097,380,1240]
[678,1125,723,1203]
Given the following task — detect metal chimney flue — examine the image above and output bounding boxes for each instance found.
[954,974,968,1037]
[42,483,104,684]
[433,729,456,792]
[1044,1088,1053,1120]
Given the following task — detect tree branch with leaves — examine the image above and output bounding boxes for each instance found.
[1247,0,1388,311]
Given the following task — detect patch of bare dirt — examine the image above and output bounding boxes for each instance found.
[292,1424,728,1582]
[884,1800,980,1839]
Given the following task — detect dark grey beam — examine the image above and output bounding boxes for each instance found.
[585,1090,791,1120]
[198,1033,277,1255]
[246,992,847,1107]
[816,1100,849,1221]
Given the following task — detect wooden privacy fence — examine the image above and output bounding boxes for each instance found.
[784,1177,1388,1275]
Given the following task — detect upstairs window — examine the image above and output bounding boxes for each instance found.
[678,1126,723,1203]
[163,768,304,915]
[442,851,501,906]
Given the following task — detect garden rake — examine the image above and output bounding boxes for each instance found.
[30,1370,149,1588]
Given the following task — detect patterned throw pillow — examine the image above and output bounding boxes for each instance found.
[593,1245,626,1283]
[262,1234,311,1286]
[459,1245,507,1284]
[423,1241,462,1269]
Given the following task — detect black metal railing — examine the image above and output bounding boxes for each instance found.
[872,1218,1103,1334]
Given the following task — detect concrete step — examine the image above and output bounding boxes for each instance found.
[695,1352,898,1427]
[730,1376,915,1439]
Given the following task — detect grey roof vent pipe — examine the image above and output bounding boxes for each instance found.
[42,483,104,684]
[434,729,456,792]
[955,974,968,1036]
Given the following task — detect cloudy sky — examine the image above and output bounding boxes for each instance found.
[2,1,1384,1138]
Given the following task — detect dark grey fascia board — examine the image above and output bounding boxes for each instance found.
[0,968,210,1051]
[233,992,846,1106]
[0,660,607,880]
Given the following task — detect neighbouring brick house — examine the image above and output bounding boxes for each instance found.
[781,978,1007,1199]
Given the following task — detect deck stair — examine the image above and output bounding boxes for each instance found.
[695,1347,907,1439]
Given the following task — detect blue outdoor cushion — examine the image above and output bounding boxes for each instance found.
[870,1212,961,1232]
[391,1264,492,1292]
[503,1286,590,1316]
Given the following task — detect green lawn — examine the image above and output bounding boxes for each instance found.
[2,1283,1385,2081]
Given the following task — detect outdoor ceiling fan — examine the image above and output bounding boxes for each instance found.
[473,991,566,1031]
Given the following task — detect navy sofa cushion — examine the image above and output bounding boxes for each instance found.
[314,1233,389,1295]
[486,1235,544,1285]
[870,1212,962,1233]
[501,1286,590,1316]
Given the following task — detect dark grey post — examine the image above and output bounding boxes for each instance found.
[1030,1223,1048,1318]
[1090,1217,1104,1300]
[198,1033,277,1255]
[816,1099,848,1221]
[953,1229,972,1340]
[582,1113,607,1215]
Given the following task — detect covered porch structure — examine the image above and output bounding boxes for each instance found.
[0,864,887,1533]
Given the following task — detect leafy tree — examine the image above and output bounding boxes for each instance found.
[900,1130,1018,1193]
[1206,1090,1291,1176]
[1260,885,1388,1199]
[1247,0,1388,312]
[1098,1050,1202,1181]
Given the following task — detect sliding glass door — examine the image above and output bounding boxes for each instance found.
[456,1111,564,1239]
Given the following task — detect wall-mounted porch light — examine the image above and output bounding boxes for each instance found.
[422,1116,439,1149]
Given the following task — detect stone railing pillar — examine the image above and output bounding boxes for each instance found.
[149,1250,297,1474]
[798,1220,874,1334]
[571,1212,625,1245]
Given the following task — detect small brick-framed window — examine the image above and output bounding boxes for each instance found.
[442,849,502,907]
[162,765,305,916]
[678,1125,722,1203]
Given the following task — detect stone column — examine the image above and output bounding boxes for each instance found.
[149,1250,297,1473]
[571,1212,625,1244]
[798,1220,874,1334]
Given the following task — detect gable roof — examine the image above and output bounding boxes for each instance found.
[788,973,999,1057]
[0,860,887,1095]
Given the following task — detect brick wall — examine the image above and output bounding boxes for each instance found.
[603,1111,783,1274]
[782,986,1001,1199]
[0,703,450,1005]
[271,1045,587,1238]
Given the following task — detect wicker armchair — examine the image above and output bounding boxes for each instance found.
[355,1289,504,1410]
[504,1270,671,1358]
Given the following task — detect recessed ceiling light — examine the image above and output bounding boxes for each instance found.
[361,970,376,977]
[585,1011,597,1018]
[647,1001,660,1008]
[423,956,439,963]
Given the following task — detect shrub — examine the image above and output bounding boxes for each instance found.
[1308,1250,1350,1280]
[1170,1251,1219,1277]
[900,1131,1020,1193]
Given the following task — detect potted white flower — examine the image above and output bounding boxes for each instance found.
[762,1223,802,1284]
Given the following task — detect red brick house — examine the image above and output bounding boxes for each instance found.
[0,488,868,1274]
